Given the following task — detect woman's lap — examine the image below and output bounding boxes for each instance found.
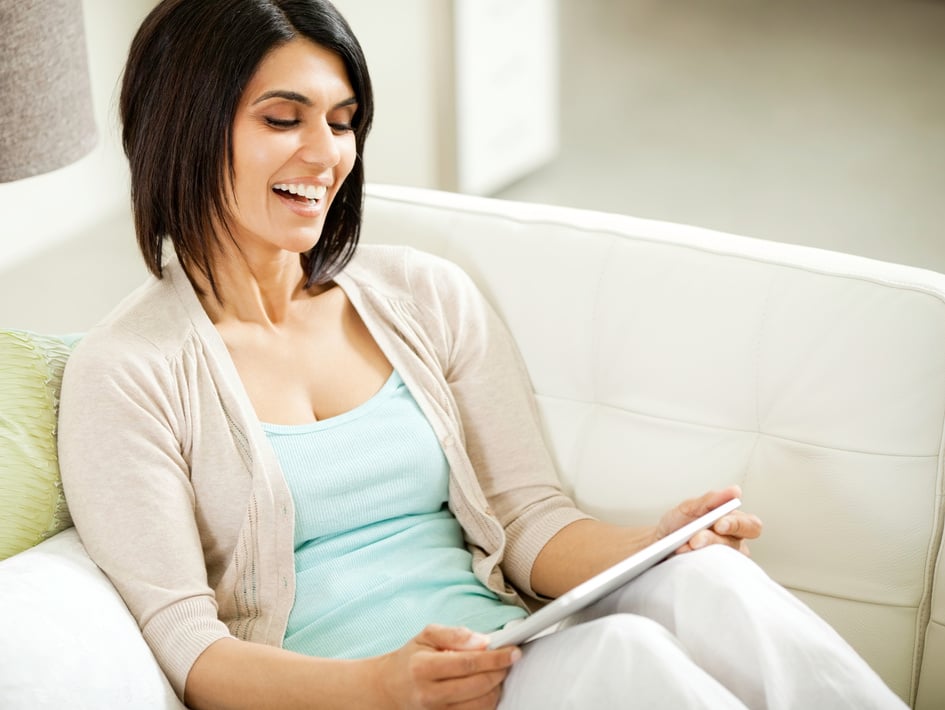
[498,613,746,709]
[498,546,906,710]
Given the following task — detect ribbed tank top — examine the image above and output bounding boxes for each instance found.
[262,370,525,658]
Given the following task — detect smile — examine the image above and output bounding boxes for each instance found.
[272,183,328,204]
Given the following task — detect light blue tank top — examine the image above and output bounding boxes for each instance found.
[262,370,525,659]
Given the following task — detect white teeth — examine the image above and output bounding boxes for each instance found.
[273,183,327,200]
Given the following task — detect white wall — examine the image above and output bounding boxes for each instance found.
[330,0,451,189]
[453,0,558,194]
[332,0,560,194]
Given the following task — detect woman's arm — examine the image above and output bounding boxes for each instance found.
[184,627,520,710]
[58,333,238,691]
[412,255,591,596]
[420,256,761,599]
[530,486,763,599]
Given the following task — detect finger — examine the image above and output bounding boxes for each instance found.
[688,529,749,554]
[417,625,491,652]
[425,668,509,707]
[411,646,520,685]
[688,530,734,550]
[713,512,763,540]
[658,486,745,542]
[437,648,521,681]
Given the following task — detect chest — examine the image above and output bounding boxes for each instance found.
[264,371,452,546]
[219,287,392,425]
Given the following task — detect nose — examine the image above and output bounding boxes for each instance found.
[296,120,341,168]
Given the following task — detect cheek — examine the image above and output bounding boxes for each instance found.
[231,125,292,191]
[231,149,285,220]
[337,134,358,179]
[234,143,275,187]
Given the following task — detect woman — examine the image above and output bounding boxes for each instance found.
[58,1,905,708]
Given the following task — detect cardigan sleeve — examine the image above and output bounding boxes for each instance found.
[58,329,231,699]
[408,251,593,598]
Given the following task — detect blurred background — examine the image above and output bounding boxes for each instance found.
[1,0,943,332]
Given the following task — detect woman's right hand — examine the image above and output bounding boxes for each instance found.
[375,625,521,709]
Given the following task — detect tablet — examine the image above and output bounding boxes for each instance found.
[487,497,742,649]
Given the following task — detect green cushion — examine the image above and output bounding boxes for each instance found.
[0,330,80,561]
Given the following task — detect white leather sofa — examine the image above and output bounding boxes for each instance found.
[1,184,942,708]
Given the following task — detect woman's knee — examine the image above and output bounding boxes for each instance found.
[665,544,769,597]
[679,542,755,573]
[525,615,746,708]
[612,544,784,633]
[573,614,684,661]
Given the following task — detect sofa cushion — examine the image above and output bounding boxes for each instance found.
[0,330,80,561]
[0,528,184,709]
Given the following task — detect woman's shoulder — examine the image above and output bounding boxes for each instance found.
[67,269,200,374]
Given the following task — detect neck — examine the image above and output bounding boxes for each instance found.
[194,247,318,328]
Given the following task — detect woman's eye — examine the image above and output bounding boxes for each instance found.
[265,117,300,128]
[329,122,354,134]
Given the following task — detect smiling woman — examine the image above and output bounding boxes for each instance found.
[55,2,908,710]
[227,40,358,259]
[119,0,373,300]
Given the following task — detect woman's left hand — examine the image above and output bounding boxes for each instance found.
[655,485,763,556]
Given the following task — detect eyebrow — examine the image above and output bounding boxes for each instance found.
[251,90,358,110]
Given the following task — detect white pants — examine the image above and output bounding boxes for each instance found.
[498,545,906,709]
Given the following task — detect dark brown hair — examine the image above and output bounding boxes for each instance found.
[120,0,374,296]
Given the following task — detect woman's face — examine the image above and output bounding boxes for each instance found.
[226,39,358,261]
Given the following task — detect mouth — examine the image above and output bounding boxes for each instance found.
[272,182,328,207]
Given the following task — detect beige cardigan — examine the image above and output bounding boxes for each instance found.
[58,245,589,698]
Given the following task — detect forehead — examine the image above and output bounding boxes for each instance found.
[243,38,354,102]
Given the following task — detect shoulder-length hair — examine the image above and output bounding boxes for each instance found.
[120,0,374,296]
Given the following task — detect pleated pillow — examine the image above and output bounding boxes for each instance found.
[0,330,80,560]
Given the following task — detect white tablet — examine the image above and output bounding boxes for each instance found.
[487,497,742,649]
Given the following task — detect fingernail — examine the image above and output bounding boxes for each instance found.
[510,648,522,663]
[690,533,706,549]
[716,520,730,534]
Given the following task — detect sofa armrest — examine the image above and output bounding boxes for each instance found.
[0,528,185,709]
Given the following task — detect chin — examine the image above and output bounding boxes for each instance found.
[281,227,325,254]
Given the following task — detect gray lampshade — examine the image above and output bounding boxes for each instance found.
[0,0,97,182]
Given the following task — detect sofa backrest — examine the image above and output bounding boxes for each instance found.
[361,183,945,708]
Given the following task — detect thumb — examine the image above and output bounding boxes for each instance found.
[417,624,490,652]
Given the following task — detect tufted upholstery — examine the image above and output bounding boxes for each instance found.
[361,183,945,708]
